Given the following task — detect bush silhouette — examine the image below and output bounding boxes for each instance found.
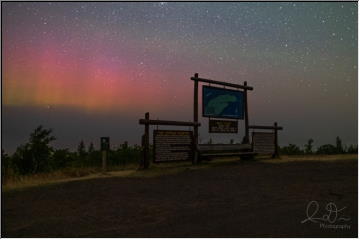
[280,144,303,155]
[316,144,338,154]
[53,149,74,169]
[347,144,358,154]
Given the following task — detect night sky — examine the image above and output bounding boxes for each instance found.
[2,2,358,152]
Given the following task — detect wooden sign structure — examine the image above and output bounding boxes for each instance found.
[139,112,200,169]
[249,122,283,158]
[209,119,238,133]
[191,73,253,163]
[252,132,275,154]
[138,74,283,168]
[192,73,283,159]
[153,130,193,163]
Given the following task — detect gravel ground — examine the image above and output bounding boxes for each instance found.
[2,159,357,237]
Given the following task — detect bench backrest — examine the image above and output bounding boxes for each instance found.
[252,132,275,154]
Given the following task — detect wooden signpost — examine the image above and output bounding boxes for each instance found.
[100,137,110,172]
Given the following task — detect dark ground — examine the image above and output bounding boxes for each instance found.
[2,159,358,237]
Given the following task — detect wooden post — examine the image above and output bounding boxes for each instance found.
[272,122,279,158]
[193,73,199,164]
[100,137,109,173]
[243,81,249,144]
[144,112,150,169]
[140,134,145,168]
[102,150,107,173]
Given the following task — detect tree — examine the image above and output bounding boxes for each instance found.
[304,139,314,154]
[122,141,128,150]
[77,140,86,156]
[12,125,56,174]
[87,142,98,166]
[76,140,87,166]
[29,125,56,173]
[88,142,95,153]
[347,144,358,154]
[336,136,343,154]
[2,149,11,181]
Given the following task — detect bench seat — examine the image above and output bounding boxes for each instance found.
[198,144,256,159]
[200,151,257,157]
[198,144,252,152]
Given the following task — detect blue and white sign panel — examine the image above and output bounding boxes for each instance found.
[202,86,244,119]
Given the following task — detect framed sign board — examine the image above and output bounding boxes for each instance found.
[153,130,193,163]
[101,137,110,151]
[252,132,275,154]
[203,85,244,119]
[209,119,238,133]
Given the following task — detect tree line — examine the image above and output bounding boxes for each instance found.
[280,137,357,155]
[2,125,143,179]
[2,125,358,179]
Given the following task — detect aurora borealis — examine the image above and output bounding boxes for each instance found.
[2,2,358,151]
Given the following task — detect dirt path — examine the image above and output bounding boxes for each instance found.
[2,159,357,237]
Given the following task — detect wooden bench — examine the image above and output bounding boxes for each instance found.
[198,144,257,160]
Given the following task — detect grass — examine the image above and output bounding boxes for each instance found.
[2,154,357,192]
[260,154,358,163]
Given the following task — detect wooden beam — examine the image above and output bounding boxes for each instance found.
[139,119,201,127]
[144,112,150,169]
[190,76,253,90]
[249,125,283,130]
[193,73,199,165]
[243,81,249,143]
[272,122,279,158]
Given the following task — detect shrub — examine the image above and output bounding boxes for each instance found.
[316,144,338,154]
[280,144,303,155]
[347,144,358,154]
[53,149,74,169]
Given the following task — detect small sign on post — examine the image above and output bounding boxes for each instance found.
[209,119,238,133]
[100,137,110,172]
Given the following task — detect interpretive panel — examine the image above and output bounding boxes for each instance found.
[203,86,244,119]
[153,130,193,162]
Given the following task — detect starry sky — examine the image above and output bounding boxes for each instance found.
[2,2,358,152]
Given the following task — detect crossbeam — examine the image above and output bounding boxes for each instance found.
[191,76,253,90]
[139,119,201,127]
[249,125,283,130]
